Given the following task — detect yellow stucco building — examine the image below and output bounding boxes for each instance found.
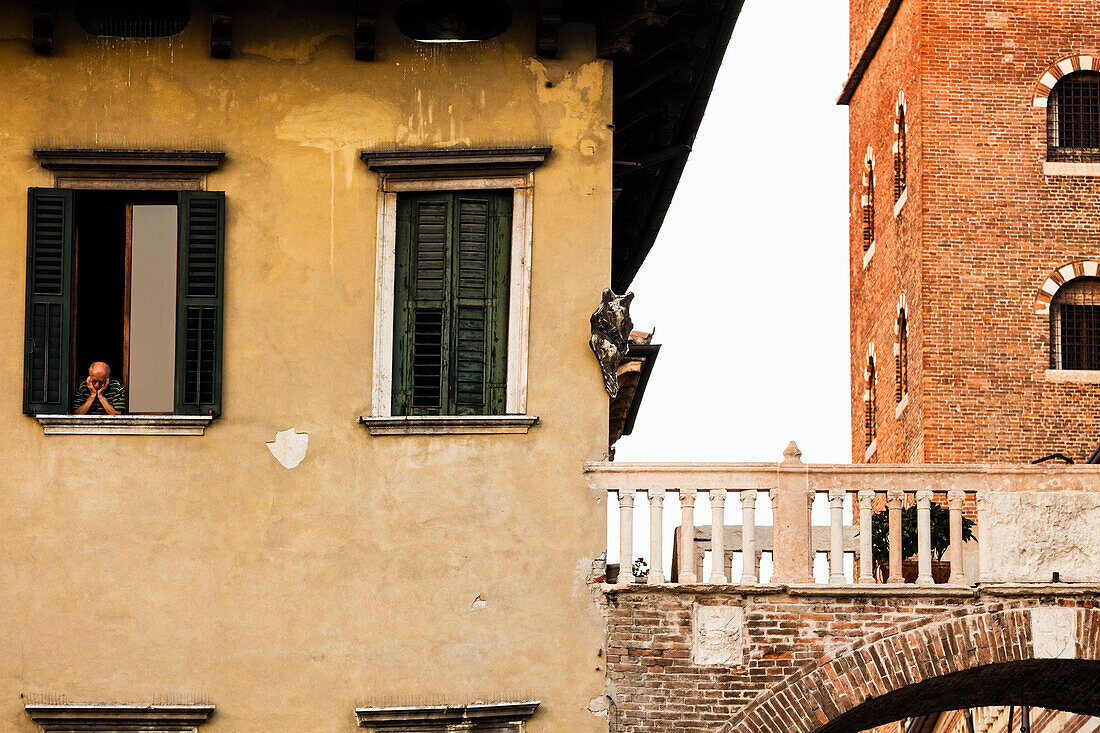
[1,2,739,731]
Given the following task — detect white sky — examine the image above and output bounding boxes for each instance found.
[615,0,852,465]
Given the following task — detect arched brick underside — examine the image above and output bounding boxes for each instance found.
[816,660,1100,732]
[718,607,1100,733]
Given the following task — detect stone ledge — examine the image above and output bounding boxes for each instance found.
[359,415,539,435]
[603,581,1100,598]
[26,704,215,730]
[35,414,215,436]
[1045,369,1100,384]
[356,701,539,728]
[603,582,977,598]
[1043,161,1100,176]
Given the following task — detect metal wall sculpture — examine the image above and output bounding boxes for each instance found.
[590,288,634,397]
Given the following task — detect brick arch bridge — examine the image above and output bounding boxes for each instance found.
[606,591,1100,733]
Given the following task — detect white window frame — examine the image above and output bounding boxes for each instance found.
[360,147,549,431]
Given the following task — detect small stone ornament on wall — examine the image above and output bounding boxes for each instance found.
[590,288,634,397]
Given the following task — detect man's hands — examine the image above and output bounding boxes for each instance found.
[74,375,119,415]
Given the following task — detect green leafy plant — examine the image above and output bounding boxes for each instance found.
[632,557,649,578]
[871,501,974,566]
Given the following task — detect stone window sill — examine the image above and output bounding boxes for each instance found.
[862,241,875,270]
[1045,369,1100,384]
[35,414,215,435]
[893,187,908,218]
[864,438,877,462]
[359,415,540,435]
[895,393,908,418]
[1043,161,1100,177]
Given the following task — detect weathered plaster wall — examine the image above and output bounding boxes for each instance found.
[0,2,611,730]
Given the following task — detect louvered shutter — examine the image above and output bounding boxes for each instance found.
[392,191,511,416]
[23,188,74,415]
[452,193,509,415]
[174,191,225,416]
[394,194,452,415]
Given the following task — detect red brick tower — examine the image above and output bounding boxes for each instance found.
[844,0,1100,464]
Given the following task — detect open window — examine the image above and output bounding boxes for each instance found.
[23,188,225,418]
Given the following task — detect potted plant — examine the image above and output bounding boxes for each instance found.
[632,557,649,583]
[871,502,974,582]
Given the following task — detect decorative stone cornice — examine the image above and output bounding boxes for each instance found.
[355,701,540,729]
[33,149,225,175]
[360,146,551,180]
[25,704,215,731]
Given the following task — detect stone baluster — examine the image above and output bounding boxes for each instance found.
[648,489,665,584]
[857,489,876,584]
[618,489,635,586]
[948,490,967,585]
[678,489,698,584]
[915,489,934,586]
[709,489,728,584]
[828,489,846,584]
[886,490,905,583]
[771,442,815,584]
[976,492,990,583]
[741,490,758,584]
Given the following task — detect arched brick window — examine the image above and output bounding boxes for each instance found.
[862,153,875,251]
[864,352,876,448]
[895,308,908,402]
[894,99,907,201]
[1048,70,1100,161]
[1051,277,1100,370]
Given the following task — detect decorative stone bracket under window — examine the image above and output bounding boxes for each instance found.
[26,703,215,732]
[355,700,539,731]
[358,146,549,436]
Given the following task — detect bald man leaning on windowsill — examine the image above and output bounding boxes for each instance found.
[71,361,127,415]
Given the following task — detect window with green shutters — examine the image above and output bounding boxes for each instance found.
[392,190,511,416]
[23,188,225,416]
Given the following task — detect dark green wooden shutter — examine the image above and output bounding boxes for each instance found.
[175,191,225,416]
[392,191,511,416]
[23,188,74,415]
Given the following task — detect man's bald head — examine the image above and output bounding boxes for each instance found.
[88,362,111,390]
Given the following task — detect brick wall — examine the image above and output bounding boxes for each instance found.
[848,0,1100,464]
[605,588,1100,732]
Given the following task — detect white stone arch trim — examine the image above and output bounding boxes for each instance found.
[1033,54,1100,107]
[892,91,908,149]
[861,147,875,228]
[863,342,876,400]
[1035,260,1100,313]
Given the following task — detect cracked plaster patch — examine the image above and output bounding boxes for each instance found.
[267,428,309,469]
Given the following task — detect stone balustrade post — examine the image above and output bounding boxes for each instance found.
[741,490,758,584]
[771,442,814,584]
[886,490,905,583]
[915,489,934,586]
[857,489,875,583]
[648,489,665,584]
[828,489,846,584]
[948,490,967,585]
[708,490,728,584]
[678,489,698,584]
[618,489,635,586]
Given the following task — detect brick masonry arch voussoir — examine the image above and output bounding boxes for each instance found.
[715,604,1100,733]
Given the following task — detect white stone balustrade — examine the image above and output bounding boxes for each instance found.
[587,443,1100,587]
